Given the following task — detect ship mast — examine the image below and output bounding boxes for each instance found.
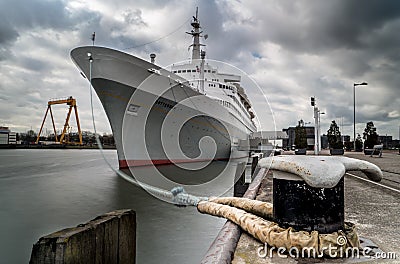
[186,7,203,61]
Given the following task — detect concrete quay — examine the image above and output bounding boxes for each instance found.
[231,151,399,263]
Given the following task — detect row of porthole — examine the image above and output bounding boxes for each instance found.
[227,95,250,119]
[219,84,235,91]
[173,69,216,74]
[217,99,252,128]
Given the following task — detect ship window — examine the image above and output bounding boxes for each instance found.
[182,70,186,73]
[212,71,216,73]
[173,71,177,73]
[219,84,222,88]
[178,70,181,73]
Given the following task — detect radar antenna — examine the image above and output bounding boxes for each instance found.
[186,7,206,61]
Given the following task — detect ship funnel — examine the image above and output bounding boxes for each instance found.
[150,53,156,64]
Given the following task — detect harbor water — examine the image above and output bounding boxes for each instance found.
[0,149,231,263]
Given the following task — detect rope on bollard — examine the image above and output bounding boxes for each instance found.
[197,199,361,258]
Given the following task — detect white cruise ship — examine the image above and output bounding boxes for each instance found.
[70,10,256,170]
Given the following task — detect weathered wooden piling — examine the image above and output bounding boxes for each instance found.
[234,155,259,197]
[30,209,136,264]
[233,162,248,197]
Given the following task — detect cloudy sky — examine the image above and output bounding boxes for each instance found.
[1,0,399,139]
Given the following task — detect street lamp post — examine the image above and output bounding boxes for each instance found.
[318,110,325,152]
[353,82,368,151]
[311,97,324,155]
[311,97,318,155]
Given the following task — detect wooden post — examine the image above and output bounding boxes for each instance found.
[30,209,136,264]
[251,155,258,175]
[233,162,248,197]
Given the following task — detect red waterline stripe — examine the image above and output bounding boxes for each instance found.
[118,157,247,169]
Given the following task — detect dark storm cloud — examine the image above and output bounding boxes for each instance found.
[11,55,52,73]
[0,0,70,41]
[0,0,104,61]
[257,0,400,54]
[71,6,152,52]
[0,17,19,60]
[0,18,19,45]
[304,0,400,50]
[255,0,400,84]
[12,1,70,27]
[198,1,264,64]
[209,0,400,78]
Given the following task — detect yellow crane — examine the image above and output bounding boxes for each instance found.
[36,96,83,145]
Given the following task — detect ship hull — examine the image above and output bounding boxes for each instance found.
[71,47,253,169]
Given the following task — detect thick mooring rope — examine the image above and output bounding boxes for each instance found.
[197,200,361,258]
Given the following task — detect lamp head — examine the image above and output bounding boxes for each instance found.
[354,82,368,86]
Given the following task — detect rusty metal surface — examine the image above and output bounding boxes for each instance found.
[200,168,266,264]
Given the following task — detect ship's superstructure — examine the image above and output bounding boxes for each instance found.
[171,11,255,132]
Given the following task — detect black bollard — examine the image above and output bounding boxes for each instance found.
[272,171,344,233]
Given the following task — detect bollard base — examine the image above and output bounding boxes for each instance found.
[273,171,344,233]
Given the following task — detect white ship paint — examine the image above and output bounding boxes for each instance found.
[70,10,256,169]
